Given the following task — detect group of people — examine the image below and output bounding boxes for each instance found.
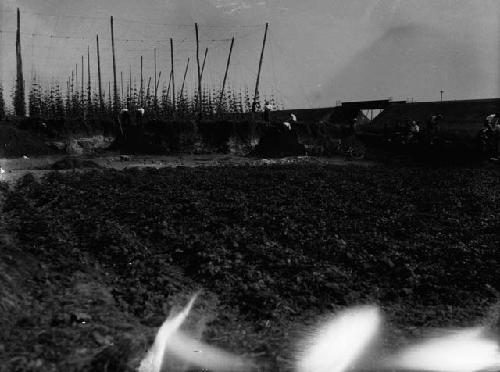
[117,107,145,135]
[479,113,500,159]
[262,100,299,131]
[392,112,500,159]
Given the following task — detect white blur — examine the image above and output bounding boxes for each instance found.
[383,327,500,372]
[138,294,198,372]
[164,330,250,371]
[137,293,251,372]
[296,305,381,372]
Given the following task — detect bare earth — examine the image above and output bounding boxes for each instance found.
[0,154,374,184]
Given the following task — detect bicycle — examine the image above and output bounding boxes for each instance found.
[336,136,366,160]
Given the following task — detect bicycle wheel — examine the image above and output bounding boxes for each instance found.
[339,136,366,160]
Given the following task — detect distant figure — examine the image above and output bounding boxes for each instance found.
[263,101,274,123]
[489,113,500,157]
[478,120,496,158]
[495,114,500,151]
[290,113,297,122]
[406,120,420,142]
[426,114,443,144]
[283,122,292,130]
[410,121,420,134]
[427,114,443,133]
[494,113,500,130]
[118,108,131,136]
[136,108,145,127]
[38,122,48,136]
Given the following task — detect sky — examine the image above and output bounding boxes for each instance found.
[0,0,499,109]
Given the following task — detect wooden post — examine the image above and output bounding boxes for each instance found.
[155,71,162,98]
[201,47,208,81]
[108,81,111,109]
[81,55,84,106]
[96,35,103,111]
[140,55,143,107]
[71,70,74,100]
[195,23,202,115]
[219,37,235,109]
[179,57,190,99]
[15,8,26,116]
[146,77,152,102]
[66,79,70,113]
[166,70,172,102]
[110,16,118,110]
[75,63,78,97]
[120,71,124,105]
[252,23,268,113]
[128,65,132,107]
[87,46,91,111]
[154,48,157,104]
[170,38,175,111]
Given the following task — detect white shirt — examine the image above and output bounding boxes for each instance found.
[486,114,498,126]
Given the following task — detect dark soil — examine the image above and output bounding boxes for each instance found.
[48,158,103,170]
[0,122,58,158]
[1,163,499,371]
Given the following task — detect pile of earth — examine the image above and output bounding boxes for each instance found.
[0,121,58,158]
[250,125,305,157]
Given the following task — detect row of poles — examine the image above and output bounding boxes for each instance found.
[12,8,270,117]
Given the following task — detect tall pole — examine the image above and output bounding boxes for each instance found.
[179,58,190,99]
[166,70,173,101]
[108,81,113,111]
[170,38,175,111]
[252,22,269,113]
[154,48,157,104]
[440,90,444,102]
[81,55,84,105]
[201,47,208,80]
[71,70,74,99]
[155,71,162,98]
[66,79,70,113]
[195,23,202,115]
[87,46,91,111]
[15,8,25,116]
[219,36,235,109]
[111,16,118,110]
[96,35,103,111]
[140,55,144,107]
[108,82,111,108]
[75,63,78,97]
[146,77,152,101]
[128,65,132,107]
[120,71,124,105]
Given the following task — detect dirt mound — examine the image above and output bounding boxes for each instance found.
[251,125,305,157]
[0,122,58,158]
